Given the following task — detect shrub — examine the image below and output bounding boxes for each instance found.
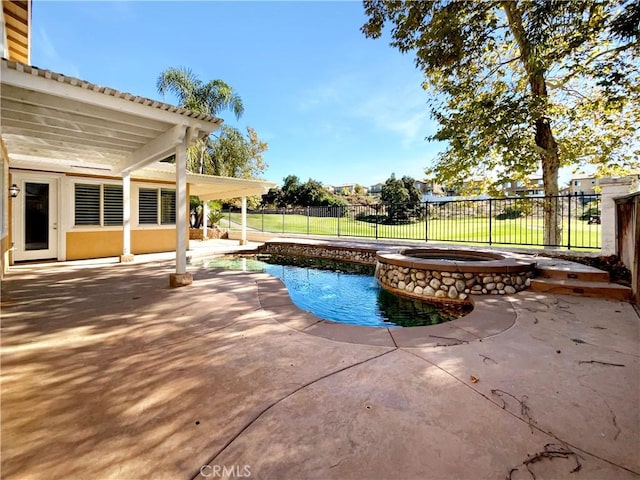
[495,207,523,220]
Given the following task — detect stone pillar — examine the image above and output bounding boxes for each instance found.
[240,196,247,245]
[120,172,134,263]
[600,176,636,256]
[170,141,192,287]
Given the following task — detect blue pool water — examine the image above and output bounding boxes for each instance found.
[203,256,471,328]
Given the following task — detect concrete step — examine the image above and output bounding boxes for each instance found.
[535,265,610,282]
[529,278,632,301]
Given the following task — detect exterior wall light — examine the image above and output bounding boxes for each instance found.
[9,184,20,198]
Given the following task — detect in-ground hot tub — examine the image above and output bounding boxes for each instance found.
[375,248,536,302]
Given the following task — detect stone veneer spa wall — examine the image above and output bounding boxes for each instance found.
[375,249,536,302]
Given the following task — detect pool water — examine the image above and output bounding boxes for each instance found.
[203,255,472,328]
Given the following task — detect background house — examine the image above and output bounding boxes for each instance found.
[502,175,544,197]
[569,174,598,195]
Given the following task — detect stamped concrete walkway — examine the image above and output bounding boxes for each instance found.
[1,241,639,480]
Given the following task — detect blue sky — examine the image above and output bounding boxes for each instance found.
[32,1,444,188]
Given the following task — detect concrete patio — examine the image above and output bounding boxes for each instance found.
[1,241,638,479]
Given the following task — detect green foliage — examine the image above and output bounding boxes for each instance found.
[261,175,348,209]
[380,174,423,223]
[157,67,268,184]
[495,207,523,220]
[362,1,639,244]
[157,67,243,119]
[362,1,639,188]
[208,209,225,226]
[580,207,601,221]
[207,125,268,179]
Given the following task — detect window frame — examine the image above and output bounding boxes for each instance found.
[136,185,176,227]
[73,181,124,228]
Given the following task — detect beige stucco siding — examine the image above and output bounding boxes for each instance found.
[66,229,178,260]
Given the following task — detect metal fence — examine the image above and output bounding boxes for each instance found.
[220,194,601,249]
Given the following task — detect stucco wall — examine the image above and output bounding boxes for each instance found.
[66,229,177,260]
[1,139,9,277]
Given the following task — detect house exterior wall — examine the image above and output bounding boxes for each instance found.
[7,167,190,262]
[569,176,598,195]
[1,139,9,277]
[65,229,176,260]
[61,174,189,260]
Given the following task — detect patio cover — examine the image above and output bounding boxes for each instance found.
[0,59,274,283]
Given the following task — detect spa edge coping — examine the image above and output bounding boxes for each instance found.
[376,250,536,274]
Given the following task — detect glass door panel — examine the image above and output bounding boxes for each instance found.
[25,182,50,251]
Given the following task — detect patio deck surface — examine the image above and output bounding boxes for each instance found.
[1,240,638,480]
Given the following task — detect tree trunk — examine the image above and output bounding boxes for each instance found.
[502,1,561,246]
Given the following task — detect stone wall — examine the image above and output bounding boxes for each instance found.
[189,226,228,240]
[259,243,377,265]
[375,262,533,302]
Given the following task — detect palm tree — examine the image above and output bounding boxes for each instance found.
[157,67,244,174]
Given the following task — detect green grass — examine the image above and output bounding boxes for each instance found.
[220,212,600,249]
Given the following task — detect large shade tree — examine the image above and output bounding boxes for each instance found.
[362,0,639,245]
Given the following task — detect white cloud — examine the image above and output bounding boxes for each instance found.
[35,28,80,77]
[296,73,433,148]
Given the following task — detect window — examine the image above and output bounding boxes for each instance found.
[104,185,123,226]
[139,188,158,224]
[160,189,176,224]
[75,184,100,225]
[138,187,175,225]
[74,183,123,227]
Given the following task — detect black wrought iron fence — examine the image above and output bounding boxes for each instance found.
[220,194,601,249]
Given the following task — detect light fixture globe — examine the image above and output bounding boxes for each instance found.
[9,184,20,198]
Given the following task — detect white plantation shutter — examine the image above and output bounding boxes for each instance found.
[160,189,176,225]
[103,185,123,226]
[139,188,158,224]
[74,184,100,225]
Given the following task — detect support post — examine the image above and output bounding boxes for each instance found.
[600,176,636,255]
[240,196,247,245]
[170,139,192,287]
[120,173,134,263]
[203,201,208,240]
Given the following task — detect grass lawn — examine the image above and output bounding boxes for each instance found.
[221,212,600,249]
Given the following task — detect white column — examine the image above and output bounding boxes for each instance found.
[175,143,188,273]
[203,201,208,240]
[599,176,636,255]
[120,172,133,262]
[241,196,247,245]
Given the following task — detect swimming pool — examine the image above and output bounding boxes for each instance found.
[202,255,471,328]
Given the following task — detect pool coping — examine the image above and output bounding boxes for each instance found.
[255,275,516,348]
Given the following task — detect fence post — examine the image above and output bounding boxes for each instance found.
[488,199,493,245]
[567,195,572,249]
[424,201,428,242]
[307,206,310,235]
[282,208,285,233]
[337,207,341,237]
[261,207,264,232]
[372,204,379,240]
